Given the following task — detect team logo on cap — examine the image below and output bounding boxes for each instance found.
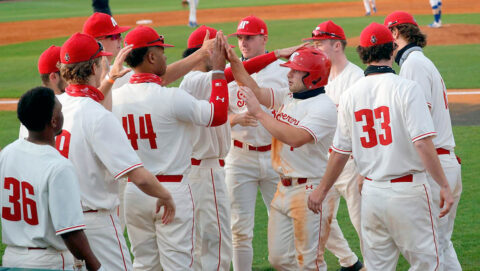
[238,21,250,30]
[370,35,377,44]
[289,52,299,61]
[111,17,118,27]
[64,53,70,62]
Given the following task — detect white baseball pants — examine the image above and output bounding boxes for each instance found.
[361,172,439,271]
[124,181,195,271]
[117,177,128,232]
[426,151,462,271]
[83,209,132,271]
[225,146,279,271]
[188,0,198,23]
[3,246,74,270]
[325,158,362,267]
[189,158,232,271]
[268,179,333,271]
[363,0,376,13]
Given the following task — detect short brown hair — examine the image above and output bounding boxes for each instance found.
[330,39,347,50]
[356,42,396,64]
[60,58,100,84]
[393,24,427,48]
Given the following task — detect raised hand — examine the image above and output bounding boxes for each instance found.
[109,44,133,80]
[275,43,309,59]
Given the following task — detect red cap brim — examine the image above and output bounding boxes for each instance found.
[101,26,131,37]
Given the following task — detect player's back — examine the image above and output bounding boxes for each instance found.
[400,50,455,150]
[325,61,364,106]
[0,139,83,250]
[339,73,435,180]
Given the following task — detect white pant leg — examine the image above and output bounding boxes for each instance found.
[3,246,74,270]
[426,153,462,271]
[430,0,441,8]
[189,164,232,271]
[156,182,195,271]
[188,0,198,23]
[83,209,133,271]
[118,177,128,233]
[363,0,371,13]
[258,150,281,215]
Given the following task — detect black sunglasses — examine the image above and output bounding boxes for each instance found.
[312,30,343,39]
[89,41,104,60]
[147,35,165,45]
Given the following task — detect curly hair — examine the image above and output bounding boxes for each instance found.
[356,42,396,64]
[393,24,427,48]
[60,58,100,84]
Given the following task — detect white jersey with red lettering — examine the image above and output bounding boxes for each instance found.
[267,87,337,270]
[57,93,143,271]
[325,61,364,106]
[333,72,440,270]
[400,48,461,271]
[1,139,84,269]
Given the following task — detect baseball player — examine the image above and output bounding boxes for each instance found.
[363,0,377,16]
[226,15,290,271]
[385,11,462,270]
[303,20,364,271]
[110,25,229,271]
[57,32,176,271]
[308,22,455,271]
[428,0,443,27]
[183,0,199,27]
[1,87,101,270]
[229,46,337,270]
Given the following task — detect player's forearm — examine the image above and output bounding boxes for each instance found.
[162,48,209,86]
[98,80,113,111]
[208,76,229,126]
[224,52,277,83]
[229,58,272,107]
[61,230,101,271]
[317,151,350,194]
[414,137,450,188]
[256,111,312,148]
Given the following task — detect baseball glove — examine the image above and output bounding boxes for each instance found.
[181,0,189,8]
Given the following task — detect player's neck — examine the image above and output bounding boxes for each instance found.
[330,54,348,79]
[368,59,393,68]
[27,131,55,147]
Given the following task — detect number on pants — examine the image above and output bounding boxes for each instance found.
[55,130,71,158]
[354,106,392,148]
[122,114,157,150]
[2,177,39,225]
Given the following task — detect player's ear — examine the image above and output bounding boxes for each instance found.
[146,48,156,65]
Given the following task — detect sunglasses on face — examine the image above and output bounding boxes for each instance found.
[312,30,343,39]
[99,33,122,40]
[147,35,165,45]
[89,41,104,60]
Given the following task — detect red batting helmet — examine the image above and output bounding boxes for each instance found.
[280,47,331,89]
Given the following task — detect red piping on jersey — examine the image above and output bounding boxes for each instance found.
[188,184,195,268]
[315,205,323,270]
[56,224,86,234]
[110,214,128,271]
[411,132,437,142]
[114,163,143,179]
[224,51,277,83]
[423,184,440,271]
[210,169,222,271]
[208,79,229,127]
[299,125,317,143]
[331,146,352,154]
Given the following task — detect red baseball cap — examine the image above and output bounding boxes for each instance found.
[302,20,346,41]
[187,25,217,49]
[82,12,131,38]
[124,26,174,50]
[384,11,419,28]
[38,45,61,74]
[359,23,394,47]
[229,15,268,36]
[61,33,112,64]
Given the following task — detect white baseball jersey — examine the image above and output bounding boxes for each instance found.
[179,71,231,160]
[229,59,289,146]
[270,88,337,178]
[333,73,436,180]
[325,62,364,106]
[0,139,85,250]
[56,93,143,211]
[111,66,134,90]
[400,50,455,150]
[112,82,218,175]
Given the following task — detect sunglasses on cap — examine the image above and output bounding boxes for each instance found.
[312,30,343,39]
[89,41,105,60]
[387,21,398,28]
[147,35,165,45]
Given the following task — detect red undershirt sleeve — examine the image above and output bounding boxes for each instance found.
[224,52,278,83]
[208,79,229,126]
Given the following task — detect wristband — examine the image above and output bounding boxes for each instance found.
[211,70,224,74]
[107,78,115,84]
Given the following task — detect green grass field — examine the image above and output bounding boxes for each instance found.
[0,0,479,269]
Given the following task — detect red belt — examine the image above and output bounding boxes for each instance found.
[233,140,271,152]
[436,148,450,155]
[281,178,307,186]
[128,175,183,183]
[191,158,225,167]
[365,174,413,183]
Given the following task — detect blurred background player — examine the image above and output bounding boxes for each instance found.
[230,46,337,270]
[92,0,111,15]
[226,15,289,271]
[182,0,199,27]
[57,32,175,270]
[428,0,443,28]
[363,0,377,16]
[308,22,454,271]
[303,20,364,271]
[1,87,102,270]
[385,11,462,270]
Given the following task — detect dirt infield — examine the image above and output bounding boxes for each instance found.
[1,0,480,45]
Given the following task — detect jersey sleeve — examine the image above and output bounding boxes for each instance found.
[49,162,86,235]
[179,72,212,100]
[91,113,143,180]
[332,94,353,154]
[172,88,214,126]
[270,87,290,110]
[400,60,433,107]
[297,98,337,144]
[402,81,437,142]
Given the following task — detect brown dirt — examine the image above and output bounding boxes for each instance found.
[1,0,480,46]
